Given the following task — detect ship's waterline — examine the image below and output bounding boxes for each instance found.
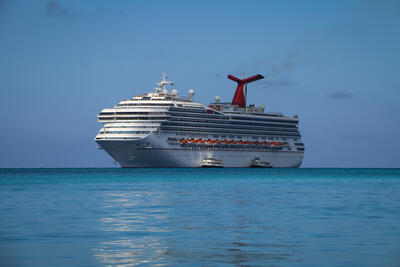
[97,134,303,168]
[95,73,304,168]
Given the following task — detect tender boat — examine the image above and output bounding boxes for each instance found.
[251,157,273,168]
[202,158,224,168]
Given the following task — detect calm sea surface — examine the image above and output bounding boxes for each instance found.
[0,168,399,267]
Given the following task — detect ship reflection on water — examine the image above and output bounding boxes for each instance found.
[94,189,302,266]
[94,192,172,265]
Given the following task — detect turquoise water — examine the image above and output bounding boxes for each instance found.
[0,168,399,266]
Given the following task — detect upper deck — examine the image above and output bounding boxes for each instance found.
[98,73,298,122]
[95,73,302,141]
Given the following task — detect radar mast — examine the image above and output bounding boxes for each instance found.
[155,73,174,92]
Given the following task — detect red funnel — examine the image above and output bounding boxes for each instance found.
[228,74,264,108]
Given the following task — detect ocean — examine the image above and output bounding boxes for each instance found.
[0,168,399,266]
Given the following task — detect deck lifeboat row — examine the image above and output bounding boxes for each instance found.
[178,138,286,146]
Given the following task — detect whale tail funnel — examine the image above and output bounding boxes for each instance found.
[228,74,264,108]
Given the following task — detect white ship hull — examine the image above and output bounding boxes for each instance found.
[96,133,303,168]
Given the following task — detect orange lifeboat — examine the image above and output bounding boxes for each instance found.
[253,141,261,145]
[230,140,237,144]
[198,139,205,144]
[223,140,230,144]
[180,139,188,143]
[189,139,198,143]
[215,139,221,144]
[245,141,252,145]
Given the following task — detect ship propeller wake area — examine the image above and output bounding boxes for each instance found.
[228,74,264,108]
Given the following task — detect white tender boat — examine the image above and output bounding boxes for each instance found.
[251,157,273,168]
[202,158,224,168]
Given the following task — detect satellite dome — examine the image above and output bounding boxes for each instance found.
[171,89,178,96]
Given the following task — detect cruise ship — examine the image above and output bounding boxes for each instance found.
[95,73,304,167]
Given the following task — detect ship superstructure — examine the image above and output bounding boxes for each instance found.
[95,73,304,167]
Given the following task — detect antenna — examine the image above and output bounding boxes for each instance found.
[156,73,174,92]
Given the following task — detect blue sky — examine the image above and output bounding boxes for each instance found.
[0,0,399,168]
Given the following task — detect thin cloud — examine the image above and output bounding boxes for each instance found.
[260,78,296,89]
[212,73,296,90]
[45,2,125,21]
[327,90,357,99]
[213,52,299,87]
[270,52,297,77]
[228,52,299,81]
[212,73,224,79]
[46,1,68,17]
